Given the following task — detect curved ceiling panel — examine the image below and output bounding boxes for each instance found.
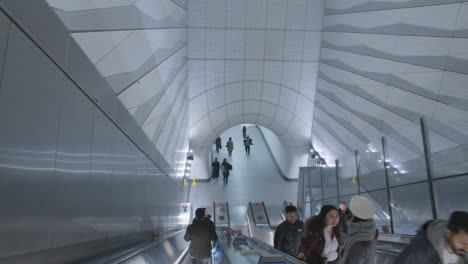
[187,0,324,149]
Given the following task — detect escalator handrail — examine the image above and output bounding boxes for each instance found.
[245,235,308,264]
[215,229,233,264]
[96,230,186,264]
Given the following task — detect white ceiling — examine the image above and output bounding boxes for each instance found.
[187,0,324,148]
[46,0,324,154]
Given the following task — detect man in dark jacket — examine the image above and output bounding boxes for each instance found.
[215,137,222,153]
[184,208,218,264]
[395,211,468,264]
[221,159,232,184]
[274,205,304,257]
[338,201,352,233]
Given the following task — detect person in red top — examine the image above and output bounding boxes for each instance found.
[297,205,343,264]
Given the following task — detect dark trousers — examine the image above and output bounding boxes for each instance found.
[223,173,229,183]
[245,146,250,155]
[212,170,218,180]
[215,145,220,152]
[228,151,232,156]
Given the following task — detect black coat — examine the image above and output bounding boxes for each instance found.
[274,220,305,257]
[395,220,468,264]
[184,219,218,259]
[212,161,220,177]
[338,208,352,233]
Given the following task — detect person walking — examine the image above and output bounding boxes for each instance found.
[226,137,234,157]
[274,205,305,257]
[297,205,342,264]
[221,159,232,184]
[242,126,247,138]
[395,211,468,264]
[243,136,253,155]
[338,201,353,234]
[211,158,220,180]
[338,196,378,264]
[184,208,218,264]
[215,137,222,153]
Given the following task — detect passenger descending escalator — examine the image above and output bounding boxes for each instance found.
[79,200,410,264]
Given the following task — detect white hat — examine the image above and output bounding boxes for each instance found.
[349,196,375,220]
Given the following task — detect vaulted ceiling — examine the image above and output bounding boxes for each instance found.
[187,0,323,149]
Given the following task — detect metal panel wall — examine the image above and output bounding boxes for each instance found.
[0,9,185,261]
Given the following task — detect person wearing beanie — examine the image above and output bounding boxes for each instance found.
[338,196,378,264]
[297,205,342,264]
[274,205,305,257]
[184,208,218,264]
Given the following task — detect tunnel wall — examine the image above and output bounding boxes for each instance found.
[0,2,186,261]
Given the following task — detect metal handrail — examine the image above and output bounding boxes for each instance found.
[246,236,308,264]
[94,230,186,264]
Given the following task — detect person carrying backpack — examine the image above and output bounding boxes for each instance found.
[243,136,253,155]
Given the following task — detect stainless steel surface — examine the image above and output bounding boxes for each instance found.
[214,202,230,227]
[0,9,186,262]
[216,230,306,264]
[117,231,189,264]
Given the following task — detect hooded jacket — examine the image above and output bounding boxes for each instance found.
[184,219,218,258]
[274,220,305,257]
[338,219,377,264]
[395,220,468,264]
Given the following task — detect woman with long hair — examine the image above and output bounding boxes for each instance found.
[338,196,378,264]
[297,205,342,264]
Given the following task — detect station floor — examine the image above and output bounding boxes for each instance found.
[189,125,298,227]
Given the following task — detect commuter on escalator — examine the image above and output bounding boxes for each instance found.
[226,137,234,157]
[215,137,222,153]
[243,135,253,155]
[297,205,342,264]
[274,205,305,257]
[206,214,215,227]
[221,159,232,184]
[338,201,353,234]
[395,211,468,264]
[338,196,378,264]
[184,208,218,264]
[211,158,220,181]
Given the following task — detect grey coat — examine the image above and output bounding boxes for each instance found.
[338,219,377,264]
[395,220,468,264]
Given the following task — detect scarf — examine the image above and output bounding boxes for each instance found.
[338,219,376,264]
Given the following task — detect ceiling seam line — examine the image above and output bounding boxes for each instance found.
[318,60,468,112]
[189,99,312,136]
[316,89,425,154]
[318,72,459,143]
[321,29,468,39]
[93,30,135,66]
[324,1,463,16]
[138,59,188,126]
[116,43,187,95]
[321,44,468,76]
[222,0,231,130]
